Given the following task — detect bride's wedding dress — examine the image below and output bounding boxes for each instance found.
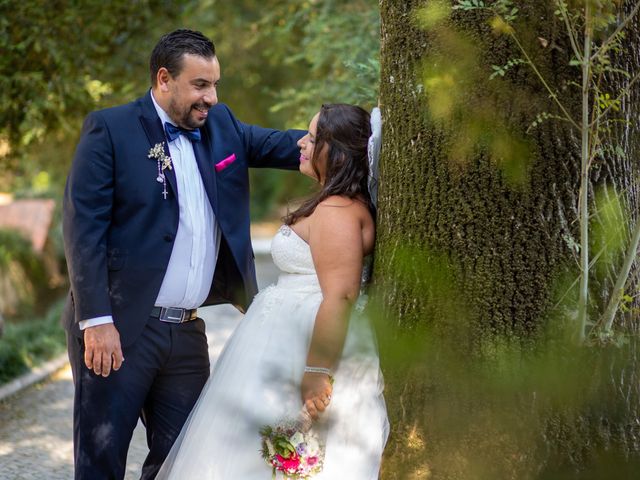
[157,224,389,479]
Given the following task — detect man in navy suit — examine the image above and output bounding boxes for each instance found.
[62,29,304,479]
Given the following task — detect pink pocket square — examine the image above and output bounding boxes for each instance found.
[215,153,236,172]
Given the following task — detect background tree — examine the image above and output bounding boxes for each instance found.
[376,0,640,478]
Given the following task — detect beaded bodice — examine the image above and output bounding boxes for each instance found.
[270,224,316,275]
[270,224,373,291]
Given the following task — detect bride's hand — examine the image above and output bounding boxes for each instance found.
[301,372,333,420]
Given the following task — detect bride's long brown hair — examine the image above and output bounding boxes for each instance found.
[283,104,373,226]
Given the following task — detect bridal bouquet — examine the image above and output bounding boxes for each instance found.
[259,416,325,479]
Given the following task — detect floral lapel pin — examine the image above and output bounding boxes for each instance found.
[148,143,172,199]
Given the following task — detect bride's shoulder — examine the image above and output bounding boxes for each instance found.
[309,197,375,255]
[312,196,373,229]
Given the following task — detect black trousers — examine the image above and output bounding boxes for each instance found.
[67,317,210,480]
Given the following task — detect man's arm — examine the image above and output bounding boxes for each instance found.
[63,111,123,376]
[64,111,114,320]
[241,122,306,170]
[79,315,114,330]
[214,103,304,169]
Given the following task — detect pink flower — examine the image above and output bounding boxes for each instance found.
[281,454,301,472]
[307,456,319,466]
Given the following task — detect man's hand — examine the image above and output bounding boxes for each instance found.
[301,372,333,420]
[83,323,124,377]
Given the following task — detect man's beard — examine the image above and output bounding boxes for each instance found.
[168,98,208,130]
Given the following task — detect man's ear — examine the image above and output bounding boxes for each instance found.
[156,67,172,93]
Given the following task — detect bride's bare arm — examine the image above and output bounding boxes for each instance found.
[301,197,365,419]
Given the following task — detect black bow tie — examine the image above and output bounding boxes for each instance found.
[164,122,201,142]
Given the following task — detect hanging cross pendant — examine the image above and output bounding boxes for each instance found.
[156,157,170,200]
[150,143,173,200]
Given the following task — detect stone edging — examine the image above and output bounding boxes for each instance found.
[0,353,69,402]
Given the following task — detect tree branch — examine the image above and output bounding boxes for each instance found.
[598,214,640,333]
[590,69,640,127]
[577,2,593,344]
[556,0,583,61]
[509,33,580,130]
[591,2,640,63]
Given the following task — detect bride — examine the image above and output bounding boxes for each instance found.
[157,103,389,479]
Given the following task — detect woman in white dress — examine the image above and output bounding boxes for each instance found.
[157,104,389,479]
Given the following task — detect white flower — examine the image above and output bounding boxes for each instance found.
[306,436,320,456]
[289,431,304,447]
[148,143,172,171]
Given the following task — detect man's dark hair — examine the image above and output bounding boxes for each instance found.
[149,29,216,86]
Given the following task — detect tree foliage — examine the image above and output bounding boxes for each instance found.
[0,0,192,190]
[183,0,381,217]
[254,0,381,126]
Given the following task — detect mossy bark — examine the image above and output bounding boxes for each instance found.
[376,1,640,478]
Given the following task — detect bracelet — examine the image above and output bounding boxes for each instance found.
[304,366,332,376]
[304,366,335,384]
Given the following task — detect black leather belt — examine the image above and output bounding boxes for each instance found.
[151,306,198,323]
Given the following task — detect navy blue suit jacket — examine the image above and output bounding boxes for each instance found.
[62,91,304,347]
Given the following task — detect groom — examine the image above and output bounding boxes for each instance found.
[62,29,304,479]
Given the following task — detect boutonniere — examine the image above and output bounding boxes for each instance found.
[148,143,172,199]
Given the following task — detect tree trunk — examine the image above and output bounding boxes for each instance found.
[375,1,640,478]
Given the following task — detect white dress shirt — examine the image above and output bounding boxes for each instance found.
[79,92,220,330]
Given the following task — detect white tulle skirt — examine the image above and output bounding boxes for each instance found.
[156,273,389,479]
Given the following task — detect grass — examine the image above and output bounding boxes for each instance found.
[0,299,66,384]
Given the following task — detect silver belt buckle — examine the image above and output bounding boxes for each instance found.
[161,307,186,323]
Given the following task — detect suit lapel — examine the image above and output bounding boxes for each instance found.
[138,93,178,201]
[193,126,219,216]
